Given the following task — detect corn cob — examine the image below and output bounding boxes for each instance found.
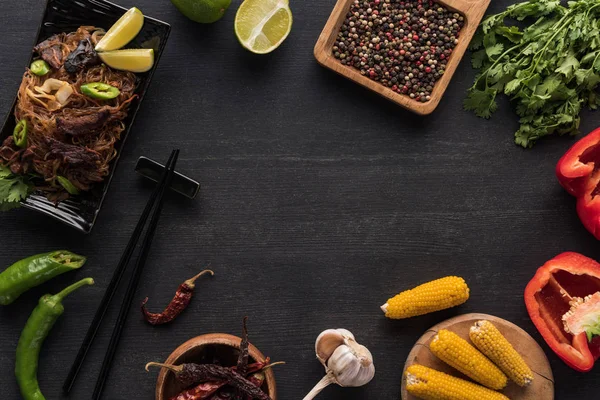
[405,364,510,400]
[381,276,469,319]
[430,329,508,390]
[470,320,534,387]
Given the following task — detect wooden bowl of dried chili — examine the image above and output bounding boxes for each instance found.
[155,333,277,400]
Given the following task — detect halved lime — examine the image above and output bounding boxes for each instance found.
[95,7,144,52]
[99,49,154,73]
[235,0,292,54]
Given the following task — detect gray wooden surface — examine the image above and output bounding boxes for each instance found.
[0,0,599,399]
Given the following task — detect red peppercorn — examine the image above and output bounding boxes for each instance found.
[413,34,419,40]
[440,54,446,59]
[425,67,432,73]
[400,50,406,55]
[369,70,376,78]
[416,61,421,66]
[392,85,398,91]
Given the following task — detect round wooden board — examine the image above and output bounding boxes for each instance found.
[400,313,554,400]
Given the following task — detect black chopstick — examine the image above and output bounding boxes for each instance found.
[63,150,178,395]
[92,149,179,400]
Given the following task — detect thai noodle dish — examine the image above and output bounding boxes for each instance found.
[0,11,153,210]
[0,26,137,205]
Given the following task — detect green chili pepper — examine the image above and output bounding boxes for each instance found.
[80,82,120,100]
[0,251,86,305]
[57,176,80,195]
[16,277,94,400]
[30,60,50,76]
[13,119,27,148]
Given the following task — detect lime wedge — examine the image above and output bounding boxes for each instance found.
[235,0,292,54]
[99,49,154,73]
[96,7,144,52]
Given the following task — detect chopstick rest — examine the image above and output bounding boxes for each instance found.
[135,156,200,199]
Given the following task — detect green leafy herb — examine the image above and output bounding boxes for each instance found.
[0,166,33,211]
[466,0,600,147]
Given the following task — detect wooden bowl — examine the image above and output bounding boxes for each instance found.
[314,0,491,115]
[155,333,277,400]
[401,313,554,400]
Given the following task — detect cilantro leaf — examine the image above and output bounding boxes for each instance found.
[536,74,562,96]
[555,53,580,79]
[495,25,523,43]
[0,166,33,211]
[486,43,504,59]
[505,79,522,94]
[575,68,600,89]
[464,88,498,119]
[471,49,488,69]
[470,28,484,50]
[0,167,11,178]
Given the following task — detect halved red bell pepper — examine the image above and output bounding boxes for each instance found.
[556,128,600,240]
[524,252,600,372]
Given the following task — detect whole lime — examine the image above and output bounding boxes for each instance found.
[170,0,232,23]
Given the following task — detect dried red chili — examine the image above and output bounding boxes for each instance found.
[145,363,270,400]
[170,361,270,400]
[142,269,214,325]
[245,373,265,400]
[170,381,225,400]
[237,317,250,386]
[210,389,234,400]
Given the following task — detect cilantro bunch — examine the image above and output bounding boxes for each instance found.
[0,166,33,211]
[466,0,600,147]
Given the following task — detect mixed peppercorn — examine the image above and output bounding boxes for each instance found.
[334,0,465,102]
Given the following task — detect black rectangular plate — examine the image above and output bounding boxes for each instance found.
[0,0,171,233]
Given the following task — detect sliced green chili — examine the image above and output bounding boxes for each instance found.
[57,176,80,195]
[13,119,27,148]
[80,82,120,100]
[16,278,94,400]
[30,60,50,76]
[0,251,87,305]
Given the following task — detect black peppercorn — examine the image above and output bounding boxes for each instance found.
[335,0,464,102]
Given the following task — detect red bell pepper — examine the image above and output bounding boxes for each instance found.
[524,252,600,372]
[556,128,600,240]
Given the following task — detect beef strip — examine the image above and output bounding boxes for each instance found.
[64,38,100,74]
[0,137,36,175]
[45,138,100,168]
[33,35,65,69]
[55,109,111,137]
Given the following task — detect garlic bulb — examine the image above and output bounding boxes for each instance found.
[303,328,375,399]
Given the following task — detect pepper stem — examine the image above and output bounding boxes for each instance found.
[184,269,215,288]
[145,362,183,373]
[54,277,94,301]
[302,372,336,400]
[261,361,286,371]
